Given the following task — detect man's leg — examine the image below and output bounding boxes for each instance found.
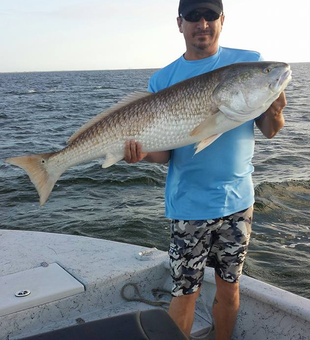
[168,219,214,338]
[168,287,201,338]
[168,218,225,338]
[213,273,240,340]
[209,207,253,340]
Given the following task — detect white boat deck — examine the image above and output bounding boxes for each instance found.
[1,229,309,340]
[0,230,172,339]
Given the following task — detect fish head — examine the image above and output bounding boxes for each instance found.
[213,62,292,121]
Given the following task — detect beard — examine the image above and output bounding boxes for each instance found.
[193,42,210,50]
[192,39,213,51]
[192,31,215,50]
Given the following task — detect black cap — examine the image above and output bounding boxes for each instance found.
[178,0,223,17]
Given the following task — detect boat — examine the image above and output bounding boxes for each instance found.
[1,229,309,340]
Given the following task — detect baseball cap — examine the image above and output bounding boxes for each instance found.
[178,0,223,17]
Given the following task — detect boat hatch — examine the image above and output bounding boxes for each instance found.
[0,263,85,317]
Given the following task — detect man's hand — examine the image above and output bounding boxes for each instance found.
[124,140,148,164]
[267,91,287,117]
[256,91,287,138]
[123,140,171,164]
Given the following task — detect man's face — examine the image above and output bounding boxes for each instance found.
[177,8,225,59]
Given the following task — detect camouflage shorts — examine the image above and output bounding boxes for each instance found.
[169,206,253,297]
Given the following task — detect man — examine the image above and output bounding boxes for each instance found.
[125,0,287,339]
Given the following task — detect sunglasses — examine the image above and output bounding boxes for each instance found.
[181,10,221,22]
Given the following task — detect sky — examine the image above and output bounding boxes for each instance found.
[0,0,308,72]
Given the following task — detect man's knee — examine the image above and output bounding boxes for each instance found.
[172,287,201,304]
[215,274,240,307]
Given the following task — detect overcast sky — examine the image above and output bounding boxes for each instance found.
[0,0,308,72]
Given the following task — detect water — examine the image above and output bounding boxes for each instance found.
[1,64,309,299]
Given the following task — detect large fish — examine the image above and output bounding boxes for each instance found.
[5,62,292,206]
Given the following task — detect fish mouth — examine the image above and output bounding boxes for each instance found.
[279,69,292,86]
[270,67,292,92]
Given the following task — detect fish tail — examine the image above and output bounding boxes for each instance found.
[5,152,63,206]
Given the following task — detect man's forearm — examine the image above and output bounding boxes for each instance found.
[124,140,170,164]
[256,110,285,138]
[144,151,171,164]
[256,91,286,138]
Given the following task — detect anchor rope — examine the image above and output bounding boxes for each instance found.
[120,282,170,307]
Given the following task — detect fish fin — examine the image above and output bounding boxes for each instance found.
[5,153,62,206]
[113,91,152,107]
[190,110,242,140]
[102,153,124,168]
[194,134,222,154]
[189,111,223,137]
[67,91,152,145]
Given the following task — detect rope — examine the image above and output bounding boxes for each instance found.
[120,282,170,307]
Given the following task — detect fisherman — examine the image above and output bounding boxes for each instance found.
[124,0,287,339]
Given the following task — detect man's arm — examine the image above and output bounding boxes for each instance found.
[124,140,171,164]
[255,92,287,138]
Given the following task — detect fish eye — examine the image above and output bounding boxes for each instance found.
[264,68,271,74]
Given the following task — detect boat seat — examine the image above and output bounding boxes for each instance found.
[20,309,188,340]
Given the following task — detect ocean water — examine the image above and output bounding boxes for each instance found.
[1,63,309,299]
